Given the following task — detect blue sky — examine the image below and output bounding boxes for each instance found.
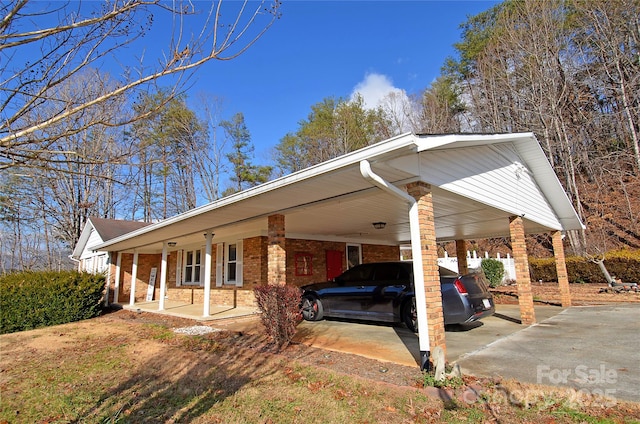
[178,1,498,163]
[8,1,497,164]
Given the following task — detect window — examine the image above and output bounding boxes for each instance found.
[346,244,362,269]
[295,253,313,276]
[183,249,202,285]
[226,243,237,284]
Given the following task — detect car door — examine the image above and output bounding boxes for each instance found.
[368,263,410,321]
[326,263,376,318]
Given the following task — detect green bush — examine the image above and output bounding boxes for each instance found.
[529,250,640,284]
[254,284,302,350]
[481,258,505,288]
[0,271,105,334]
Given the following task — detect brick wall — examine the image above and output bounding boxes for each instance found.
[116,253,161,303]
[244,236,268,288]
[362,244,400,263]
[286,239,400,287]
[112,237,401,306]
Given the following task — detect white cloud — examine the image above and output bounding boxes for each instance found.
[351,73,406,110]
[351,72,415,133]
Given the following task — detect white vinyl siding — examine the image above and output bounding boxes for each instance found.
[416,144,563,230]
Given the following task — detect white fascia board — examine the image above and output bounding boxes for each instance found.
[414,132,535,152]
[71,218,96,259]
[93,132,419,251]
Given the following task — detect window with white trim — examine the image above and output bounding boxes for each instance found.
[226,243,237,284]
[223,241,243,286]
[346,243,362,269]
[183,249,202,285]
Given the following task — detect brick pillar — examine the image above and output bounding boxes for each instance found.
[552,231,572,307]
[268,214,286,286]
[509,216,536,324]
[455,240,468,275]
[407,182,446,357]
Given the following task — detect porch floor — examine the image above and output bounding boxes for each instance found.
[120,300,260,322]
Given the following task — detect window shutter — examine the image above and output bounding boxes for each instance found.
[175,250,183,287]
[216,243,223,287]
[199,248,205,287]
[235,240,243,287]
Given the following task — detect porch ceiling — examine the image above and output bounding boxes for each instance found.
[93,133,584,254]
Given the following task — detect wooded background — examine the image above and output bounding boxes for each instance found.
[1,0,638,271]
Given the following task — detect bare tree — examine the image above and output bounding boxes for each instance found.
[1,0,281,171]
[195,92,228,202]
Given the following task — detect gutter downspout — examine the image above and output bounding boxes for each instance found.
[360,160,431,370]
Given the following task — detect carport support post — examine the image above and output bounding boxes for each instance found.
[129,250,139,306]
[552,231,572,307]
[509,216,536,325]
[455,240,468,275]
[267,214,286,286]
[407,182,447,362]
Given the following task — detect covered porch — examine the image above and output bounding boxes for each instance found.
[120,300,260,323]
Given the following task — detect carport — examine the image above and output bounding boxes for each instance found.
[94,132,584,370]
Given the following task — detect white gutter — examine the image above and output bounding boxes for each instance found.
[359,160,431,370]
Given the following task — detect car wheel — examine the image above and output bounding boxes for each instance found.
[301,295,324,321]
[402,297,418,333]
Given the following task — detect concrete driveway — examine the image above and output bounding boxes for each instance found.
[293,303,640,403]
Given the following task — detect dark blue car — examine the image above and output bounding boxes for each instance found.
[300,261,495,331]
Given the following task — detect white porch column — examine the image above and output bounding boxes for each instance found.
[203,231,213,317]
[104,253,112,307]
[129,250,139,306]
[113,252,122,303]
[159,242,168,311]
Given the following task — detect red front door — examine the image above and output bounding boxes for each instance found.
[325,250,343,280]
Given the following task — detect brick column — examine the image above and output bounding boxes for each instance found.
[552,231,572,307]
[267,214,286,286]
[407,182,446,357]
[509,216,536,324]
[455,240,468,275]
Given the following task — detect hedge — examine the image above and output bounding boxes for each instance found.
[0,271,105,334]
[481,258,505,288]
[529,250,640,284]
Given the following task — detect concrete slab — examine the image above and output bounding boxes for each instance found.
[293,304,640,403]
[456,303,640,403]
[293,305,563,367]
[121,300,260,322]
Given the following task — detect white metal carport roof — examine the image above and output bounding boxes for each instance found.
[93,132,583,253]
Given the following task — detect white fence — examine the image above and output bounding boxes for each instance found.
[438,251,516,283]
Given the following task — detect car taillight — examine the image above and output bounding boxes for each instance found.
[454,278,468,295]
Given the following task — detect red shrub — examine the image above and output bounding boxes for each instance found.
[253,285,302,350]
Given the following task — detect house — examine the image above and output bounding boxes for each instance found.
[74,132,584,368]
[72,216,150,275]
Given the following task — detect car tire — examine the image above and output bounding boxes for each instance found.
[301,295,324,321]
[402,297,418,333]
